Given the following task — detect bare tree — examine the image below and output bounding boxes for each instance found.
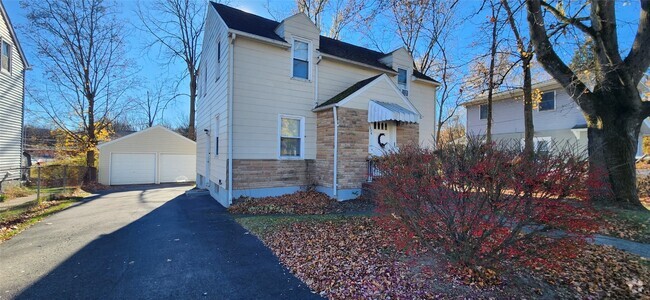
[501,0,535,155]
[296,0,328,29]
[484,0,503,144]
[295,0,361,38]
[136,0,205,140]
[21,0,134,174]
[137,81,181,128]
[526,0,650,209]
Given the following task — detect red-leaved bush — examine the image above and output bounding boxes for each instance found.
[371,140,599,274]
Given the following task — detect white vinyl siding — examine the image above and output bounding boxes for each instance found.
[0,10,26,180]
[195,7,229,188]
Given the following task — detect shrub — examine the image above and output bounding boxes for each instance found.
[371,140,598,274]
[3,185,33,200]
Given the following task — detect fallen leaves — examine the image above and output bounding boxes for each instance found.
[228,190,374,215]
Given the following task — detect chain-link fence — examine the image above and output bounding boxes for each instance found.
[0,165,96,201]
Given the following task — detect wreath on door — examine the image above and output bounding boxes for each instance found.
[378,133,388,148]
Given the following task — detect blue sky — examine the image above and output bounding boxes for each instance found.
[2,0,642,129]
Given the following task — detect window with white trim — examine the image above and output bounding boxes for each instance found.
[203,64,207,96]
[479,104,488,120]
[215,41,221,82]
[397,68,408,94]
[279,115,304,158]
[214,116,220,156]
[539,91,555,111]
[292,39,309,79]
[1,40,10,72]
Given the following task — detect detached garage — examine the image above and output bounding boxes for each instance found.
[97,126,196,186]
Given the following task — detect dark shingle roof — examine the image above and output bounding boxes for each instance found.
[211,3,439,84]
[413,70,436,82]
[212,3,285,42]
[318,36,394,72]
[316,75,382,108]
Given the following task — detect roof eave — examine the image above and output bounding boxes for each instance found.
[229,29,290,48]
[320,53,396,74]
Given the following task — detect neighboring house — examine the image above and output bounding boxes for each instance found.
[0,1,29,188]
[97,126,196,186]
[197,3,439,206]
[463,79,650,157]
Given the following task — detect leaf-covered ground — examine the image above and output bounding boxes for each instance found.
[228,190,374,215]
[237,215,650,299]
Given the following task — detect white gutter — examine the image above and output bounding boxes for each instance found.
[228,29,291,48]
[333,106,338,198]
[228,32,236,205]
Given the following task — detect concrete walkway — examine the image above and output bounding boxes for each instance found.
[593,234,650,258]
[0,194,39,212]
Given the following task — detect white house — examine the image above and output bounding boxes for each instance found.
[97,126,196,186]
[196,3,439,206]
[0,1,29,188]
[463,79,650,156]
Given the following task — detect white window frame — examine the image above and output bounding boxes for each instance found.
[479,104,488,120]
[290,37,311,81]
[278,114,305,159]
[397,67,409,94]
[538,90,556,111]
[521,136,552,153]
[213,115,220,157]
[203,63,208,96]
[215,40,221,82]
[0,39,11,74]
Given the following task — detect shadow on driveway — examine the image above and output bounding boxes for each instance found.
[16,193,319,300]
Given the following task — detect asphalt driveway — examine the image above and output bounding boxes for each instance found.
[0,185,318,299]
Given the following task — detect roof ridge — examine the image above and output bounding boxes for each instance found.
[211,2,280,26]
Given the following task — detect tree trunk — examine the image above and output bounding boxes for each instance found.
[600,115,644,208]
[188,74,197,141]
[522,58,534,155]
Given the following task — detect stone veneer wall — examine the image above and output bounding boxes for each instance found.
[336,108,370,190]
[396,122,420,148]
[232,159,314,190]
[315,110,335,188]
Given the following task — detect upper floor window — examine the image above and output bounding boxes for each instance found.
[539,91,555,111]
[215,41,221,82]
[292,40,309,80]
[479,104,488,120]
[279,115,304,158]
[1,40,10,73]
[397,68,408,95]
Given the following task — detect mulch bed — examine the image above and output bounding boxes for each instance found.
[228,190,375,215]
[251,217,650,299]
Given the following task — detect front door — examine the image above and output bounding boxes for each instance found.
[369,121,395,156]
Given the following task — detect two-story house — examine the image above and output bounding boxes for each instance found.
[463,79,650,156]
[0,1,29,189]
[196,3,439,207]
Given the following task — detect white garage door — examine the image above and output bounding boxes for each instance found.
[110,153,156,185]
[159,154,196,183]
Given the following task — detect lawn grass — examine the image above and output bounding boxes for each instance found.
[0,198,81,242]
[596,204,650,242]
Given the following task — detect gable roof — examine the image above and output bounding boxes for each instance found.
[211,3,438,84]
[0,1,29,68]
[97,125,195,149]
[316,75,382,108]
[313,73,421,117]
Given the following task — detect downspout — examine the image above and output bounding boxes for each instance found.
[227,32,236,205]
[314,54,321,107]
[332,106,338,198]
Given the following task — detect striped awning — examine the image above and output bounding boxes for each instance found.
[368,100,419,123]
